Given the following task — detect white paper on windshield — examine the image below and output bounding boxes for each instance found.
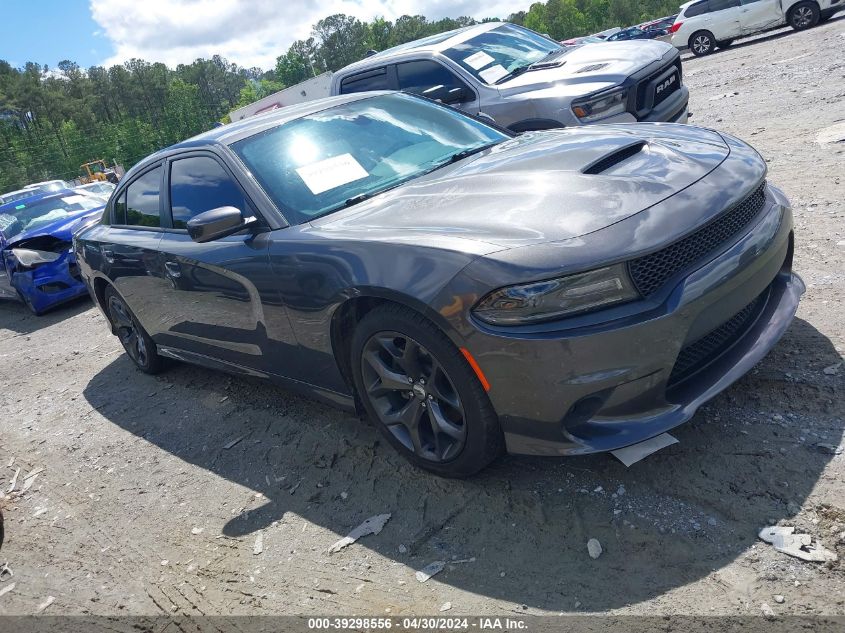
[478,64,509,84]
[463,51,495,70]
[295,153,369,195]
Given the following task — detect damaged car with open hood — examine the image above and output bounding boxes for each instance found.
[0,190,105,315]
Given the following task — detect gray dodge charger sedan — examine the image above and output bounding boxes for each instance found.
[74,92,803,476]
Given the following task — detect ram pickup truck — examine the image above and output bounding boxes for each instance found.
[671,0,844,56]
[330,22,689,132]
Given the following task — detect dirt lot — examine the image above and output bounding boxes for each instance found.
[1,18,844,619]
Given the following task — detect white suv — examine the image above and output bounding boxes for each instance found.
[670,0,844,56]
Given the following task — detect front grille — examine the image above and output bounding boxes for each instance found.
[636,58,682,111]
[668,292,767,387]
[629,181,768,297]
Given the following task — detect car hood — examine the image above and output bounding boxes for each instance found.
[497,41,672,95]
[312,123,730,249]
[1,207,103,250]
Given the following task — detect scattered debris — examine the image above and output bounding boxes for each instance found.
[415,561,445,583]
[761,603,776,619]
[616,485,625,496]
[32,508,48,518]
[23,467,44,481]
[758,526,838,562]
[161,560,169,566]
[611,433,678,466]
[774,595,785,604]
[222,436,244,450]
[340,491,348,500]
[289,480,303,495]
[6,468,20,494]
[253,532,264,556]
[0,563,12,582]
[439,602,452,612]
[822,363,840,376]
[191,527,204,535]
[37,596,55,612]
[398,544,407,554]
[328,513,391,554]
[587,538,603,559]
[0,583,15,599]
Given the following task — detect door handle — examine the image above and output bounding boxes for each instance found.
[164,261,182,278]
[102,249,114,263]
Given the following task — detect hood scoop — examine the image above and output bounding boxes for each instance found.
[582,141,647,175]
[577,63,609,73]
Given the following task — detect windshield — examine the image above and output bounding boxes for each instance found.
[232,93,508,224]
[442,24,562,84]
[0,193,103,238]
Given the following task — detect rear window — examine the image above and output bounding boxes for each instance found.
[684,1,711,16]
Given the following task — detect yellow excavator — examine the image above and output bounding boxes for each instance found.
[80,160,120,184]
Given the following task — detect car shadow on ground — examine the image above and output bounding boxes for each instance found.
[681,14,844,62]
[0,296,92,335]
[83,317,843,611]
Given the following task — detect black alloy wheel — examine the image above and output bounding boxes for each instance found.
[361,331,467,463]
[105,286,163,374]
[350,303,503,477]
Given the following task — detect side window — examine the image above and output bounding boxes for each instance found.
[709,0,740,10]
[124,166,162,228]
[685,1,711,16]
[169,156,246,229]
[339,68,389,94]
[396,60,468,98]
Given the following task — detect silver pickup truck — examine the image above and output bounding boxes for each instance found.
[330,22,689,132]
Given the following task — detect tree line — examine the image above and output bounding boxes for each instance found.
[0,0,680,193]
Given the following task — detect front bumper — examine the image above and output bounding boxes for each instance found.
[458,186,801,456]
[5,249,88,313]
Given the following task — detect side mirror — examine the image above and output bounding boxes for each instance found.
[187,206,255,243]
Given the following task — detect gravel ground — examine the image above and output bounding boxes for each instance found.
[1,18,844,619]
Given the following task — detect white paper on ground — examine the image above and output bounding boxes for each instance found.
[463,51,495,70]
[611,433,678,467]
[295,153,369,195]
[478,64,509,84]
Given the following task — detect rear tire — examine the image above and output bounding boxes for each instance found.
[689,30,716,56]
[788,1,820,30]
[104,285,164,374]
[350,304,503,477]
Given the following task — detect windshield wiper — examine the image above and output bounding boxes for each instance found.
[344,193,371,207]
[447,144,496,164]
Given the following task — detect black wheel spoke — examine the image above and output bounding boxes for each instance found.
[361,331,467,464]
[363,349,411,394]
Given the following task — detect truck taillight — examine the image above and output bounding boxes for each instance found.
[669,22,682,33]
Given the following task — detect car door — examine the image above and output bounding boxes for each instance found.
[739,0,783,32]
[154,151,294,376]
[97,163,167,335]
[394,59,480,115]
[706,0,743,39]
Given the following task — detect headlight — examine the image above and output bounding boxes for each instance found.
[572,89,627,122]
[11,248,62,267]
[473,264,639,325]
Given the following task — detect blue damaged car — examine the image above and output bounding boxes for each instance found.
[0,190,105,315]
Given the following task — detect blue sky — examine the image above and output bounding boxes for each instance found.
[1,1,112,69]
[0,0,517,71]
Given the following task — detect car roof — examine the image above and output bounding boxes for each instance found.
[123,92,394,178]
[334,22,507,76]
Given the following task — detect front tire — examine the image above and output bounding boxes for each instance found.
[105,285,163,374]
[788,1,819,29]
[351,304,503,477]
[689,30,716,56]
